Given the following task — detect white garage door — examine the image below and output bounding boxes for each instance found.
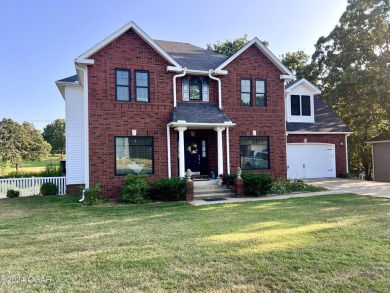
[287,144,336,179]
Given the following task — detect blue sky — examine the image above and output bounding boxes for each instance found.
[0,0,347,131]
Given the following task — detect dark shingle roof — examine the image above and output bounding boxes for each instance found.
[171,103,232,124]
[287,97,351,133]
[155,40,229,71]
[57,75,78,83]
[368,134,390,143]
[285,79,301,89]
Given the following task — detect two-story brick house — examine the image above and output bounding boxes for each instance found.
[56,22,350,196]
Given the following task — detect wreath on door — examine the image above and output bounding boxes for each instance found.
[186,143,198,155]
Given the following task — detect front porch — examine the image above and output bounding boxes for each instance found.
[167,103,236,178]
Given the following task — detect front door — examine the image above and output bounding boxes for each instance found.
[184,137,207,174]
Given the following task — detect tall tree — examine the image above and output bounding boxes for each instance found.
[43,119,66,158]
[280,50,319,84]
[312,0,390,179]
[207,34,269,56]
[0,118,51,171]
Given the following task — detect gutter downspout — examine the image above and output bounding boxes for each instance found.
[345,133,351,174]
[167,125,171,178]
[209,70,222,109]
[173,67,187,108]
[75,63,89,202]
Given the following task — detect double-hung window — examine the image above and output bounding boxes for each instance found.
[135,70,149,102]
[241,79,252,106]
[115,69,130,101]
[291,95,311,116]
[255,79,266,107]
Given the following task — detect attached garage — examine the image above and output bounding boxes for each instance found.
[368,135,390,182]
[287,143,336,179]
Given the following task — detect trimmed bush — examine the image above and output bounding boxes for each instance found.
[83,183,102,206]
[270,180,326,194]
[6,190,20,198]
[241,172,273,196]
[150,177,187,201]
[119,174,149,204]
[40,182,58,196]
[221,173,237,186]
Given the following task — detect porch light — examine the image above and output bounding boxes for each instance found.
[253,130,257,136]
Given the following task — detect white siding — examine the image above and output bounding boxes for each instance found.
[286,83,315,123]
[65,86,85,185]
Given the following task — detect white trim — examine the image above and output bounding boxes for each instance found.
[345,133,350,173]
[285,78,321,94]
[367,140,390,144]
[167,126,171,178]
[287,131,353,135]
[55,81,81,99]
[167,66,228,75]
[168,122,236,129]
[371,143,375,181]
[215,127,225,175]
[75,21,181,67]
[226,127,230,175]
[215,38,295,79]
[287,142,336,146]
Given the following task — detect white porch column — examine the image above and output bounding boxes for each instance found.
[214,127,225,176]
[175,126,187,178]
[226,127,230,175]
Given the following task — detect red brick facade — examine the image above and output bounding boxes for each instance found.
[85,29,289,197]
[287,134,348,177]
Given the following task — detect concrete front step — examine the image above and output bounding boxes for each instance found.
[193,180,235,199]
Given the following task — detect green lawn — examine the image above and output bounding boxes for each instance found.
[0,194,389,292]
[0,155,65,173]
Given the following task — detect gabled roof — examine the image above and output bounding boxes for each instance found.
[171,103,232,124]
[155,40,228,72]
[57,75,78,83]
[285,78,321,94]
[367,134,390,143]
[286,97,351,133]
[55,74,80,98]
[215,38,295,79]
[75,21,181,67]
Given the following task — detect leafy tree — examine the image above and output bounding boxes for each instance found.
[280,50,319,84]
[43,119,66,158]
[0,118,51,171]
[312,0,390,179]
[207,34,269,57]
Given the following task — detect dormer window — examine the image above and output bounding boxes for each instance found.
[291,95,311,116]
[189,77,202,100]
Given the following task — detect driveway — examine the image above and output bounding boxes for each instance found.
[304,178,390,198]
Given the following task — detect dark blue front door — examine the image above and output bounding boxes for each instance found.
[184,138,202,173]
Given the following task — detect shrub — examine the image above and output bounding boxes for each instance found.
[241,172,273,196]
[0,163,62,179]
[119,174,149,204]
[83,183,102,206]
[40,182,58,196]
[221,173,237,186]
[6,189,20,198]
[150,177,187,201]
[41,163,62,177]
[270,180,326,194]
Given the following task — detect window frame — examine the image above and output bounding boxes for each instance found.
[291,94,312,116]
[135,70,150,103]
[114,136,154,176]
[255,79,267,107]
[115,69,131,102]
[240,78,252,106]
[239,136,270,170]
[189,76,202,100]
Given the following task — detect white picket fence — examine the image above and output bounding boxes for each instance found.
[0,177,66,198]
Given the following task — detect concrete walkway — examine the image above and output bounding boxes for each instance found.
[190,178,390,206]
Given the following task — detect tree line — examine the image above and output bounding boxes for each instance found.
[207,0,390,179]
[0,118,65,171]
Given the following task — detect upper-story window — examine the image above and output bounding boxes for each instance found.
[115,69,130,101]
[189,77,202,100]
[241,78,252,106]
[255,79,266,107]
[291,95,311,116]
[135,70,149,102]
[182,77,209,101]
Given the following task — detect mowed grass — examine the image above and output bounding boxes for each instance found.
[0,155,65,173]
[0,194,389,292]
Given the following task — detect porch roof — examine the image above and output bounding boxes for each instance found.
[170,103,233,125]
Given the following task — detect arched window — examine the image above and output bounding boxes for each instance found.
[189,77,202,100]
